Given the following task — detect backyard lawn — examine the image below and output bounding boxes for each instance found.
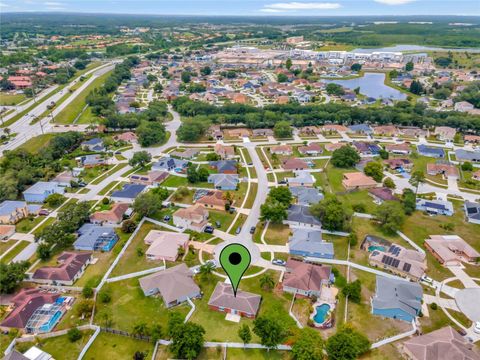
[264,223,291,245]
[83,332,155,360]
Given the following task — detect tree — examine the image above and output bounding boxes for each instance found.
[82,285,94,298]
[67,328,82,342]
[169,322,205,360]
[253,315,288,350]
[434,57,452,67]
[260,200,288,223]
[310,196,350,231]
[45,193,65,208]
[285,58,293,70]
[238,324,252,345]
[409,170,425,195]
[154,83,163,93]
[326,325,370,360]
[133,352,146,360]
[326,83,345,96]
[36,243,52,260]
[0,261,30,294]
[259,273,275,291]
[462,161,473,171]
[342,280,362,303]
[363,162,384,183]
[402,188,416,215]
[132,322,149,336]
[150,324,163,342]
[409,80,423,95]
[99,291,111,303]
[181,71,191,83]
[197,167,209,182]
[383,177,396,189]
[405,61,414,71]
[273,121,292,138]
[122,219,137,233]
[330,146,360,168]
[200,66,212,76]
[136,121,166,147]
[268,186,292,206]
[375,201,405,233]
[76,300,94,318]
[292,328,324,360]
[350,63,362,72]
[133,192,163,217]
[277,73,288,83]
[199,262,215,277]
[187,165,199,183]
[129,151,152,167]
[379,148,389,160]
[206,152,220,161]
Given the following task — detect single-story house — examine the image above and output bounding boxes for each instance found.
[114,131,137,143]
[152,157,188,172]
[373,125,399,137]
[474,170,480,181]
[286,171,315,187]
[427,162,459,179]
[368,187,398,204]
[139,264,200,308]
[23,182,65,203]
[31,251,93,286]
[252,129,274,137]
[455,149,480,163]
[352,142,381,156]
[289,228,334,259]
[110,184,146,203]
[144,230,190,262]
[4,347,53,360]
[196,190,228,211]
[400,326,480,360]
[417,144,445,158]
[170,148,200,160]
[434,126,456,141]
[298,143,323,156]
[210,160,237,174]
[74,224,118,251]
[416,198,454,216]
[384,158,413,171]
[129,171,169,186]
[369,244,426,281]
[81,138,105,152]
[52,171,78,187]
[464,201,480,224]
[208,174,239,190]
[76,154,107,168]
[90,203,130,225]
[425,235,480,266]
[214,144,235,159]
[208,282,261,318]
[348,124,373,135]
[173,204,209,232]
[282,258,332,298]
[325,143,347,152]
[0,201,30,224]
[270,145,293,156]
[284,204,322,230]
[0,225,15,240]
[385,143,411,155]
[283,158,309,171]
[371,276,422,322]
[342,172,378,191]
[290,187,323,206]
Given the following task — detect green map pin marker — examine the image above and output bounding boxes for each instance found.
[219,243,251,297]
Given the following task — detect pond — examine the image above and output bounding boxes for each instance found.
[324,72,407,100]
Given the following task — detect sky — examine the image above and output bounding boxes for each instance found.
[0,0,479,16]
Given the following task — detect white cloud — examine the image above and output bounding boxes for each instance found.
[263,2,341,10]
[44,1,62,5]
[259,8,286,13]
[0,2,10,7]
[374,0,416,5]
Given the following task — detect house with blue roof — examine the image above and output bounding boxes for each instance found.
[152,157,188,173]
[284,204,322,230]
[289,228,334,259]
[76,154,107,168]
[110,184,146,203]
[290,187,323,206]
[348,124,373,135]
[417,145,445,158]
[81,138,105,152]
[455,149,480,163]
[23,182,65,203]
[416,198,453,216]
[74,224,118,251]
[210,160,238,174]
[372,276,422,322]
[208,174,239,190]
[0,201,41,224]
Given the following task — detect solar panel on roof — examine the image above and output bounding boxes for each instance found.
[388,245,395,253]
[386,256,394,266]
[392,259,400,268]
[381,255,387,264]
[403,263,412,272]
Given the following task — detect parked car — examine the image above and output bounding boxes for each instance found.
[272,259,286,266]
[215,221,221,228]
[163,215,171,221]
[474,322,480,334]
[191,265,201,275]
[204,226,214,234]
[249,226,256,234]
[278,180,287,184]
[38,209,50,216]
[78,181,87,187]
[457,328,467,336]
[235,226,242,234]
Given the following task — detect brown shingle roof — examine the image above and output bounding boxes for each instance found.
[208,282,261,316]
[283,259,331,293]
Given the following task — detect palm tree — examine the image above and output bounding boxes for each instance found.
[259,273,275,291]
[409,170,425,195]
[199,262,215,276]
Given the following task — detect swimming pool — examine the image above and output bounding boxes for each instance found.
[368,245,386,252]
[313,304,331,324]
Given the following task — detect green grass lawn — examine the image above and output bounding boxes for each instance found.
[94,277,190,332]
[91,163,128,185]
[0,241,29,264]
[15,216,45,233]
[80,164,114,184]
[75,242,121,288]
[15,330,93,360]
[0,92,26,106]
[18,134,55,154]
[32,217,56,237]
[55,70,113,124]
[264,223,291,245]
[228,214,247,235]
[84,332,155,360]
[208,210,236,232]
[244,182,258,209]
[0,240,16,255]
[162,175,189,188]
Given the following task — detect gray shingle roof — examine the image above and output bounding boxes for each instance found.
[372,276,422,318]
[287,205,322,227]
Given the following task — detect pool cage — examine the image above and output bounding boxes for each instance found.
[25,302,64,333]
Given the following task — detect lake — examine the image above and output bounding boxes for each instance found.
[324,72,407,100]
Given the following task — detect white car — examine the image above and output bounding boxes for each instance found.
[474,322,480,334]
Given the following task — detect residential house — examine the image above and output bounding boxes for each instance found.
[425,235,480,266]
[400,326,480,360]
[321,124,348,133]
[417,144,445,158]
[474,170,480,181]
[434,126,456,142]
[384,158,413,171]
[208,125,223,140]
[352,142,381,155]
[373,125,399,137]
[455,149,480,163]
[114,132,137,143]
[325,143,347,152]
[170,148,200,160]
[348,124,373,135]
[286,171,315,187]
[342,172,378,191]
[52,171,77,187]
[289,228,334,259]
[3,347,54,360]
[225,128,250,138]
[208,173,239,190]
[31,252,93,286]
[454,101,475,113]
[465,135,480,144]
[0,225,15,240]
[173,204,209,232]
[210,160,238,174]
[208,282,261,318]
[284,204,322,230]
[282,158,309,171]
[23,182,65,203]
[129,171,169,186]
[282,259,332,298]
[74,224,118,251]
[139,264,200,308]
[152,157,188,172]
[90,203,130,225]
[368,187,398,204]
[400,127,427,138]
[252,129,273,137]
[196,190,228,211]
[214,144,235,159]
[76,154,107,168]
[385,143,411,155]
[371,276,422,322]
[270,145,293,156]
[464,202,480,224]
[290,187,323,206]
[416,198,454,216]
[427,162,459,179]
[144,231,190,262]
[0,201,30,224]
[298,143,323,156]
[81,138,105,152]
[110,184,146,203]
[299,126,321,135]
